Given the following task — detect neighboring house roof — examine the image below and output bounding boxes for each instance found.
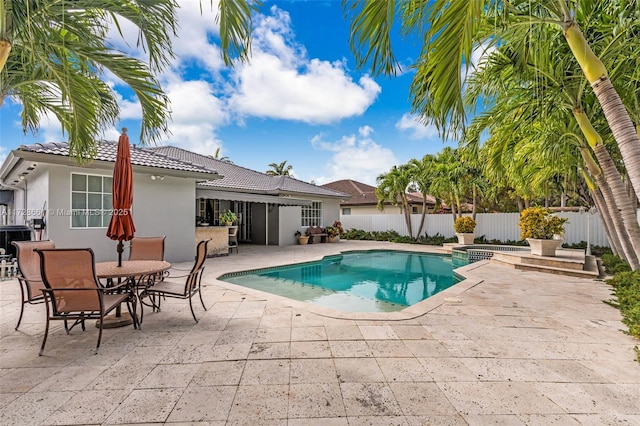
[408,192,437,205]
[322,179,433,207]
[149,146,349,199]
[0,141,218,188]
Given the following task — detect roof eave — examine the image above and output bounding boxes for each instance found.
[10,150,221,181]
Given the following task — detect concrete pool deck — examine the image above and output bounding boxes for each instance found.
[1,240,638,424]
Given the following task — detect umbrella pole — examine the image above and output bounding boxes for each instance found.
[117,240,124,267]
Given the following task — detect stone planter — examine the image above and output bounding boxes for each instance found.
[298,236,309,245]
[328,236,339,243]
[456,233,475,245]
[526,238,562,256]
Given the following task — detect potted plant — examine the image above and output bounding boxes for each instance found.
[325,226,338,242]
[326,221,345,242]
[219,210,237,226]
[454,216,476,245]
[295,230,309,245]
[518,207,569,256]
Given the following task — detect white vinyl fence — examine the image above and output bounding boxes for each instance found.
[340,211,609,247]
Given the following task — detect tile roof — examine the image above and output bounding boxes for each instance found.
[15,141,217,176]
[149,146,349,199]
[322,179,378,205]
[322,179,435,206]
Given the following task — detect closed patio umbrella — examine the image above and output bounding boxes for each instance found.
[106,128,136,266]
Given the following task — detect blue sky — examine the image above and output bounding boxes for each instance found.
[0,0,456,186]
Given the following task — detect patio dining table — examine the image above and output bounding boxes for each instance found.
[95,260,171,328]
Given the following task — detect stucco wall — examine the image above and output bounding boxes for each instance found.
[279,206,302,245]
[276,198,342,246]
[322,198,342,226]
[344,205,403,215]
[45,165,196,263]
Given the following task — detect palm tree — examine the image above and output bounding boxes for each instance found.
[266,161,293,176]
[208,147,233,163]
[376,165,414,238]
[0,1,178,160]
[462,19,640,267]
[345,0,640,211]
[408,154,438,239]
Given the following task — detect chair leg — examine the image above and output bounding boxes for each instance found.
[139,298,145,325]
[15,301,25,331]
[126,298,139,330]
[39,304,51,356]
[188,296,199,323]
[198,289,207,311]
[95,314,104,355]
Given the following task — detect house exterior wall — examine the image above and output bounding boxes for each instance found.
[3,169,47,227]
[343,205,400,215]
[275,198,341,246]
[43,165,196,263]
[280,206,302,245]
[342,204,427,215]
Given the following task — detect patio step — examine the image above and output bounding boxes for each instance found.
[490,250,600,279]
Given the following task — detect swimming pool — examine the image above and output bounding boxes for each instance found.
[220,250,466,312]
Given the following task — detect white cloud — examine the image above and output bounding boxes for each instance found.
[395,113,440,140]
[171,2,225,72]
[311,129,398,185]
[160,80,227,154]
[38,3,381,167]
[228,6,381,124]
[359,125,374,137]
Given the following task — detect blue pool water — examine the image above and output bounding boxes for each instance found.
[221,250,466,312]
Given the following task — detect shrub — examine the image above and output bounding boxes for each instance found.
[454,216,476,233]
[518,207,568,240]
[602,253,632,274]
[606,271,640,340]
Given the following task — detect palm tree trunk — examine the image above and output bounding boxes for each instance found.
[593,144,640,269]
[592,172,637,267]
[471,186,477,220]
[0,40,9,73]
[577,148,634,263]
[591,77,640,203]
[415,197,428,240]
[402,195,413,238]
[592,188,621,257]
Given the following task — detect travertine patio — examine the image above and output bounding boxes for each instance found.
[1,240,638,425]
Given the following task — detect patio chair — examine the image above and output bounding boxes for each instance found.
[127,235,167,288]
[139,239,210,323]
[129,236,166,261]
[12,240,55,330]
[228,226,238,254]
[36,248,139,355]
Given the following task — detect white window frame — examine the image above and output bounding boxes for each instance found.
[301,201,323,227]
[70,173,113,229]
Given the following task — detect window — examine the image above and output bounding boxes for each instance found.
[301,201,323,226]
[71,173,113,228]
[412,206,418,214]
[342,208,351,215]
